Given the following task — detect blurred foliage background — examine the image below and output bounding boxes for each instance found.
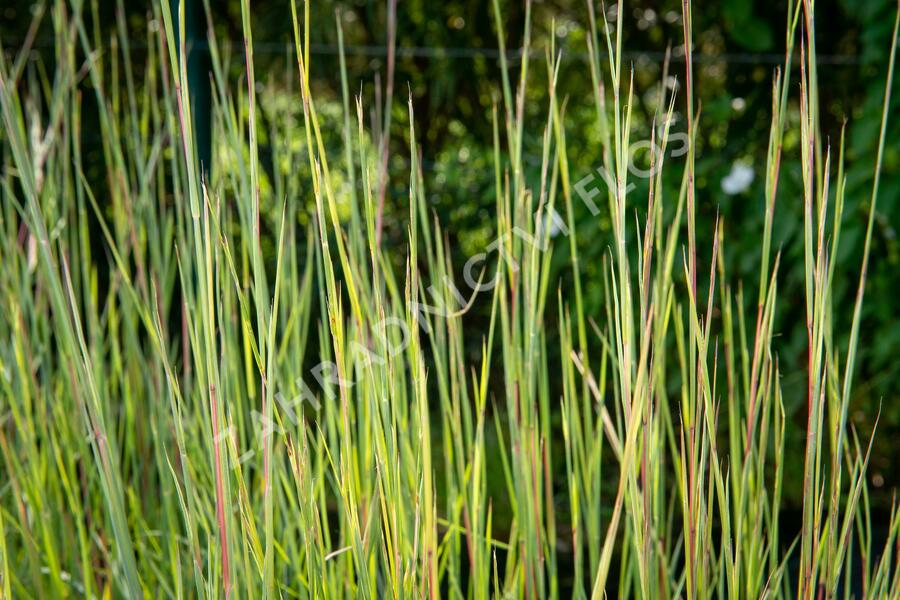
[2,0,898,511]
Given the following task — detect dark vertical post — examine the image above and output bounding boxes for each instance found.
[177,0,211,175]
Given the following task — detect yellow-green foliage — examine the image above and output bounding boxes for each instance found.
[0,0,898,598]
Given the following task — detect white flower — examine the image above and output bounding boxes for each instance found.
[721,163,754,195]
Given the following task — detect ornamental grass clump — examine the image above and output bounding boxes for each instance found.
[0,0,898,598]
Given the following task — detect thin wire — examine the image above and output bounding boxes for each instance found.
[4,37,869,66]
[307,43,863,66]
